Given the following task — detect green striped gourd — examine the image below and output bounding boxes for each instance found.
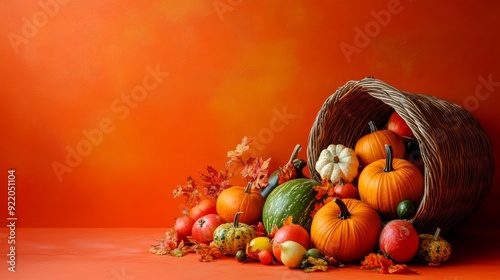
[262,178,320,234]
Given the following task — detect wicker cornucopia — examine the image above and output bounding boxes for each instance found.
[307,77,494,233]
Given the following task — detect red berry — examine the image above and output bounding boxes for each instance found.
[258,250,274,265]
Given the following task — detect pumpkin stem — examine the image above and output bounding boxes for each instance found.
[333,155,339,163]
[337,178,345,186]
[433,227,442,241]
[244,182,252,194]
[334,198,350,220]
[383,144,394,172]
[368,121,378,133]
[233,211,243,228]
[288,144,302,164]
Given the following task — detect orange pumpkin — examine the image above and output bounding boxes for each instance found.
[310,198,382,263]
[216,182,265,225]
[358,144,424,220]
[355,121,406,167]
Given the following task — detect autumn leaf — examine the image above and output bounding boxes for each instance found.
[312,179,336,206]
[323,255,341,267]
[303,256,329,272]
[282,216,294,226]
[278,163,296,185]
[227,136,252,167]
[310,202,324,219]
[252,222,268,237]
[241,156,271,190]
[360,253,418,274]
[149,229,191,257]
[172,176,201,207]
[189,238,223,262]
[312,186,327,201]
[200,166,233,198]
[324,196,334,204]
[267,225,279,239]
[387,264,418,274]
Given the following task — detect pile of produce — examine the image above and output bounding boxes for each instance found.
[150,112,452,273]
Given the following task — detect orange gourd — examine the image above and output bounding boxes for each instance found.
[355,121,406,167]
[216,182,265,225]
[310,198,382,263]
[358,144,424,220]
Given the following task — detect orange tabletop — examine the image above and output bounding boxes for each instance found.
[1,227,499,280]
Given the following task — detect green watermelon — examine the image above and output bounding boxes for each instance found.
[262,178,320,234]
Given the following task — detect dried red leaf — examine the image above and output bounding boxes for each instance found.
[190,240,223,262]
[241,156,271,190]
[172,176,201,207]
[361,253,417,274]
[267,225,279,239]
[282,216,294,226]
[200,166,233,198]
[324,196,334,204]
[278,163,296,184]
[310,202,324,219]
[388,264,418,274]
[252,222,267,237]
[227,136,252,167]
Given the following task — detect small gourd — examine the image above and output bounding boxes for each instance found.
[315,144,359,184]
[212,212,256,255]
[417,227,452,266]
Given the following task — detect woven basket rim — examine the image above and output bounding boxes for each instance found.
[306,77,495,233]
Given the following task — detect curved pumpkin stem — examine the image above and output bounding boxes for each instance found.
[233,211,243,228]
[368,121,378,133]
[288,144,302,164]
[334,198,350,220]
[383,144,395,172]
[244,182,252,194]
[433,227,442,241]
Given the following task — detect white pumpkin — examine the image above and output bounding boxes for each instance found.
[315,144,359,184]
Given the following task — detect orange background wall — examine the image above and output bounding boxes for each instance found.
[1,0,499,228]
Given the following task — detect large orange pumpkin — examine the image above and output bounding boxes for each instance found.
[355,121,406,167]
[358,144,424,220]
[310,198,382,263]
[216,182,265,225]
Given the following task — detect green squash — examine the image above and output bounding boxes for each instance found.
[397,199,417,220]
[262,178,320,234]
[213,212,256,255]
[417,227,452,266]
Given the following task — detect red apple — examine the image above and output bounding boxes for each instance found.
[174,215,195,242]
[191,214,224,244]
[379,219,419,263]
[189,198,217,221]
[387,111,414,139]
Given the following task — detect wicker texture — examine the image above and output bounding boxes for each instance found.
[307,77,494,233]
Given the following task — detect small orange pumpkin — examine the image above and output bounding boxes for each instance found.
[358,144,424,220]
[310,198,382,263]
[355,121,406,167]
[216,182,265,225]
